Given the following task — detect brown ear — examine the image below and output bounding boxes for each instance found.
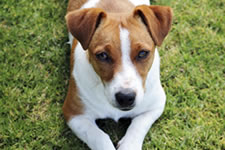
[66,8,106,50]
[134,5,173,46]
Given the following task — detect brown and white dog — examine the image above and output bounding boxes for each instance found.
[63,0,172,149]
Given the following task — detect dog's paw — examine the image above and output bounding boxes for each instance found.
[94,133,116,150]
[117,136,142,150]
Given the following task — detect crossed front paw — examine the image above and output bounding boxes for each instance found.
[116,137,142,150]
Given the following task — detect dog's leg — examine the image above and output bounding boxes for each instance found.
[117,108,164,150]
[68,115,116,150]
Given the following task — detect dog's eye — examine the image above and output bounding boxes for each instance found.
[136,50,149,61]
[96,52,111,62]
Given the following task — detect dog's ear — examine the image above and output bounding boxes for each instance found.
[134,5,173,46]
[66,8,107,50]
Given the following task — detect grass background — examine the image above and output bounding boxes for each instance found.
[0,0,224,149]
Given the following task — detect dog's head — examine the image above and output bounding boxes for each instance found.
[66,5,172,111]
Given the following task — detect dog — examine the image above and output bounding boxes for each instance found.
[63,0,172,149]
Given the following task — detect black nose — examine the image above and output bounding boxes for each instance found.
[115,90,136,109]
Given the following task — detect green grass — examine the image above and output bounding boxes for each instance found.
[0,0,224,149]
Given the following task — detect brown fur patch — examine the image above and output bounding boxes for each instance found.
[70,39,77,74]
[88,17,122,82]
[66,8,107,50]
[134,5,173,46]
[96,0,134,13]
[62,77,83,122]
[67,0,87,13]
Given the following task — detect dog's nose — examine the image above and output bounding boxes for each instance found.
[115,89,136,109]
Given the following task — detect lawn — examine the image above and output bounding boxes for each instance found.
[0,0,224,149]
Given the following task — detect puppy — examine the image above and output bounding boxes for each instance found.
[63,0,172,149]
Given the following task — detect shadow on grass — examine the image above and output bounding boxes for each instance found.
[96,118,131,147]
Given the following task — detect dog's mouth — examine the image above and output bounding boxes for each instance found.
[118,105,135,111]
[111,103,135,111]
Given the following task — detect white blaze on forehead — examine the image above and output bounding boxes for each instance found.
[104,26,144,106]
[120,27,132,68]
[118,27,142,89]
